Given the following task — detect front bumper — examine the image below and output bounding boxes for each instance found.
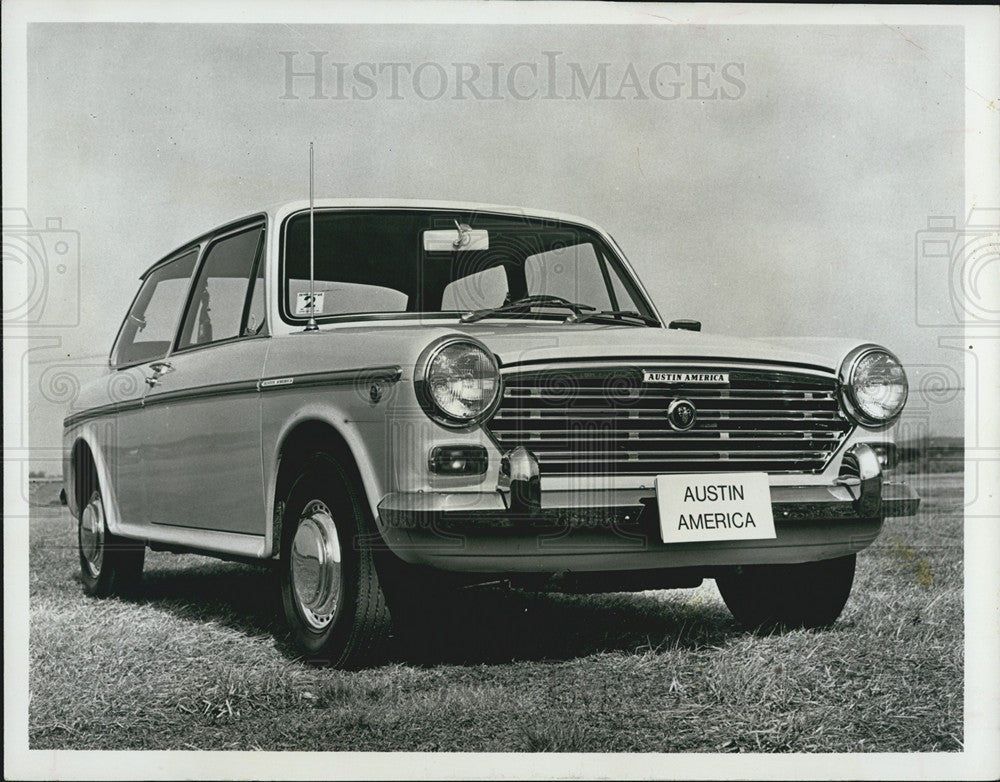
[376,444,920,574]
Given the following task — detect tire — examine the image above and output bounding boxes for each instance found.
[716,554,856,631]
[278,452,391,668]
[78,488,145,598]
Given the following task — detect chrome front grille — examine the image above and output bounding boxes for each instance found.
[486,365,852,477]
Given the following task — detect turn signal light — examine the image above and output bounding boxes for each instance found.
[428,446,488,476]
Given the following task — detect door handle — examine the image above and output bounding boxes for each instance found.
[145,361,174,387]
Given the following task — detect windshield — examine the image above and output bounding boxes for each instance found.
[280,209,656,324]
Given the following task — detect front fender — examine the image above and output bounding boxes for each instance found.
[263,396,395,557]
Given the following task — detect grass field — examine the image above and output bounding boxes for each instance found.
[28,471,962,752]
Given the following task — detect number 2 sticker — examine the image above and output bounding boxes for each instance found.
[295,291,325,315]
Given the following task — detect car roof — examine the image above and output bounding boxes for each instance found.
[141,199,606,278]
[268,198,605,230]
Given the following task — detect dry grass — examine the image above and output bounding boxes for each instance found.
[28,472,962,752]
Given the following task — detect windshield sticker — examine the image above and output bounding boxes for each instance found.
[295,291,324,316]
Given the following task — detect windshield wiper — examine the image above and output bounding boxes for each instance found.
[460,295,597,324]
[565,309,659,326]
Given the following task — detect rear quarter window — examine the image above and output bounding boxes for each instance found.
[111,250,198,368]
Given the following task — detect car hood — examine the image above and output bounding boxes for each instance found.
[289,320,872,375]
[453,323,864,372]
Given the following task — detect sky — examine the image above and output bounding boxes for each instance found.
[18,20,967,470]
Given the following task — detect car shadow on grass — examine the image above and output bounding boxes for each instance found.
[392,584,737,666]
[128,558,738,667]
[128,560,289,641]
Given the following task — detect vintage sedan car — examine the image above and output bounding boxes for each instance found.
[63,199,919,667]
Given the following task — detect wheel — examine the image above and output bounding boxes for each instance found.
[716,554,856,631]
[279,452,391,668]
[78,489,145,597]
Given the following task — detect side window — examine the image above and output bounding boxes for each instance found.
[111,251,198,368]
[177,225,264,350]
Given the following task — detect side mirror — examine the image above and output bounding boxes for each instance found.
[668,319,701,332]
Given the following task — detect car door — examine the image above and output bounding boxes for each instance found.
[139,219,270,535]
[108,249,201,528]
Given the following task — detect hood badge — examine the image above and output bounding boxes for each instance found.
[666,399,698,431]
[643,371,729,384]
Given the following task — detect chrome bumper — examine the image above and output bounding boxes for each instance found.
[378,480,919,532]
[375,443,919,573]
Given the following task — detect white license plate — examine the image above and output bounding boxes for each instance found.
[655,472,777,544]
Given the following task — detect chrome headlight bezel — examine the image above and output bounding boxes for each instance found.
[414,336,503,429]
[838,344,909,429]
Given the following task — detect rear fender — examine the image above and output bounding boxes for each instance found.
[65,423,124,534]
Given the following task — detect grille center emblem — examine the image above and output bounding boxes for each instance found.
[667,398,697,431]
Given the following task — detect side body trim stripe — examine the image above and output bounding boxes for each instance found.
[63,365,404,429]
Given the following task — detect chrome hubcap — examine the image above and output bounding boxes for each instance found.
[290,500,342,630]
[80,495,105,578]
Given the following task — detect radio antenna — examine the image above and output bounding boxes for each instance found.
[304,141,319,332]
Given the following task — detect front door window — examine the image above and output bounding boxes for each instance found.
[176,224,264,350]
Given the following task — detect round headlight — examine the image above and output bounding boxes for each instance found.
[839,345,908,427]
[416,337,501,427]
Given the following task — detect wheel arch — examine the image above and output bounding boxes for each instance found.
[268,416,383,559]
[69,437,96,514]
[66,429,124,532]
